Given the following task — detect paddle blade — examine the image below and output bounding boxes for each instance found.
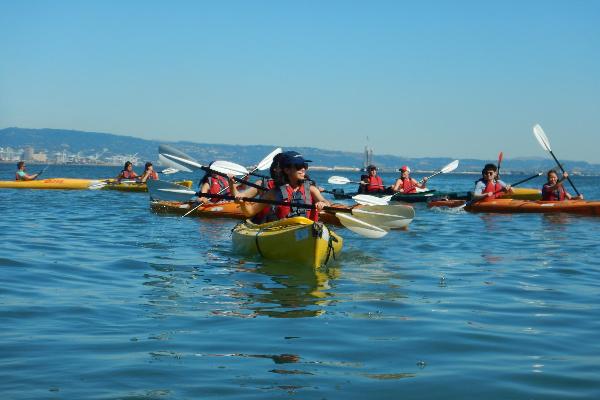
[328,176,351,185]
[158,154,193,173]
[211,160,249,176]
[533,124,552,152]
[441,159,459,174]
[147,180,196,202]
[160,167,179,175]
[352,194,390,206]
[351,204,415,230]
[160,153,204,171]
[335,213,388,238]
[255,148,282,171]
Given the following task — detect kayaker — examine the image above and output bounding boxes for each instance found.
[472,163,513,200]
[139,162,159,183]
[116,161,138,182]
[392,165,428,193]
[360,165,385,194]
[542,170,583,201]
[197,162,231,203]
[230,151,329,222]
[15,161,39,181]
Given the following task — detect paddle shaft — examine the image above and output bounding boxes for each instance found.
[497,152,503,179]
[548,150,580,196]
[201,193,354,215]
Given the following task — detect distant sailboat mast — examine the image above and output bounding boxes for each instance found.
[363,136,373,171]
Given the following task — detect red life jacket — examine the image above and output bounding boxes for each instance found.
[399,177,417,194]
[542,184,566,201]
[275,181,318,222]
[207,175,230,201]
[367,175,384,193]
[482,179,503,199]
[122,170,137,179]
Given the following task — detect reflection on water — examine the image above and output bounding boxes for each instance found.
[236,261,340,318]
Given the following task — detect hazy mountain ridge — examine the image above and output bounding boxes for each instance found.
[2,127,599,174]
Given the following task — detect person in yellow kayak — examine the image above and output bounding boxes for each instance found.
[197,162,231,203]
[115,161,138,182]
[15,161,39,181]
[139,162,159,183]
[359,165,385,194]
[542,170,583,201]
[472,163,513,200]
[230,151,329,222]
[392,165,428,193]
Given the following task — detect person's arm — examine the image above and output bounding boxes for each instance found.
[417,177,428,188]
[310,185,330,211]
[197,182,211,203]
[229,175,268,217]
[139,171,149,183]
[472,181,490,200]
[391,179,401,192]
[498,180,513,193]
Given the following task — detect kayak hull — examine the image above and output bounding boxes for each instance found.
[0,178,101,190]
[232,217,343,268]
[150,200,244,219]
[102,180,193,192]
[466,199,600,215]
[429,198,600,216]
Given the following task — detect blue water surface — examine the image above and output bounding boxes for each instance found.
[1,164,599,399]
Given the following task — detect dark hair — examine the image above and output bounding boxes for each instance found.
[367,165,377,171]
[269,153,284,184]
[17,161,25,169]
[482,163,497,174]
[144,162,153,171]
[547,169,559,178]
[123,161,133,170]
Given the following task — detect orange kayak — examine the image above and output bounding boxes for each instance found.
[430,198,600,216]
[150,200,244,219]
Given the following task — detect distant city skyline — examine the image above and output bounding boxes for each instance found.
[1,1,599,162]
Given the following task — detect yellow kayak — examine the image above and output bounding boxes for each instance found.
[232,216,343,268]
[100,179,193,192]
[500,187,541,200]
[0,178,102,190]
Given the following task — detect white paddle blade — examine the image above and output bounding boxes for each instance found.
[328,176,351,185]
[441,159,460,174]
[335,213,388,239]
[211,160,248,176]
[160,167,179,175]
[160,153,204,171]
[147,180,196,202]
[533,124,552,152]
[255,148,283,171]
[158,154,193,173]
[352,194,390,206]
[351,204,415,230]
[88,180,107,190]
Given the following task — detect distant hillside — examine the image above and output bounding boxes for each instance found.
[2,127,600,174]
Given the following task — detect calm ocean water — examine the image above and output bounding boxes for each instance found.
[1,164,599,399]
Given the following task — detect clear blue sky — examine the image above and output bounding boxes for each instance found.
[1,0,599,162]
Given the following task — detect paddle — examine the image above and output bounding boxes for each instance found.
[352,160,460,206]
[182,149,281,217]
[34,166,49,180]
[159,144,266,191]
[150,181,416,238]
[461,172,543,209]
[497,152,503,179]
[533,124,580,196]
[327,176,385,187]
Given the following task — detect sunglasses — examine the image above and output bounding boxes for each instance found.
[484,171,495,175]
